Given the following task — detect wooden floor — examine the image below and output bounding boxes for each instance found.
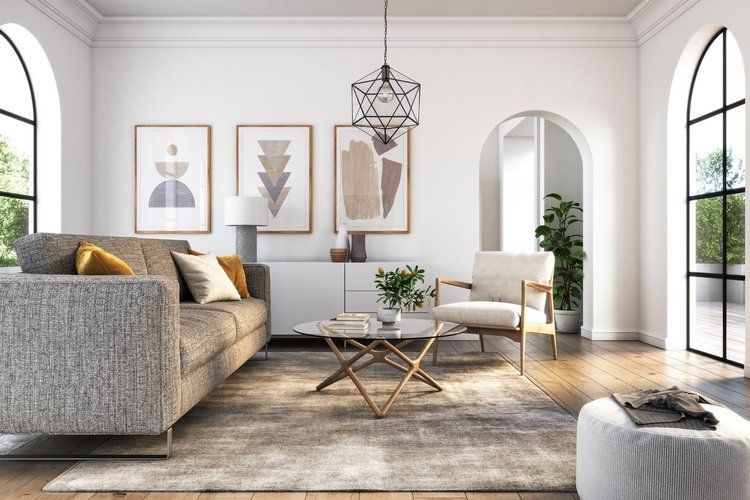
[2,334,749,500]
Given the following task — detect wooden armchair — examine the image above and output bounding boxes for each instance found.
[431,251,557,376]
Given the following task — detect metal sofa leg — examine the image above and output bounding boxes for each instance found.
[265,341,269,360]
[0,428,172,461]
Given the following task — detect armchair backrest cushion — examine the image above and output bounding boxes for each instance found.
[14,233,192,301]
[469,251,554,312]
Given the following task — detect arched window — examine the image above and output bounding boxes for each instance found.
[0,28,36,267]
[687,28,746,365]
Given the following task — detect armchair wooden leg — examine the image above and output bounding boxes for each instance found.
[520,331,526,376]
[432,338,439,366]
[479,334,485,352]
[551,332,558,360]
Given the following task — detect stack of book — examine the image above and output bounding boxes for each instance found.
[328,313,371,332]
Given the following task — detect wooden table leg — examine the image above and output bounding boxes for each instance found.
[316,330,446,418]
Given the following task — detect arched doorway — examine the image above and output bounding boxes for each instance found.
[0,23,60,268]
[668,26,746,366]
[478,111,591,332]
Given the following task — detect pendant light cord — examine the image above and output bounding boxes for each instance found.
[383,0,388,65]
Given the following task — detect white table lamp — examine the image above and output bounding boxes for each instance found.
[225,196,269,262]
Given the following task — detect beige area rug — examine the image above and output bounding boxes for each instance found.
[44,352,577,492]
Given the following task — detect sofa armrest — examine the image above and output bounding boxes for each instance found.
[0,274,181,435]
[244,263,271,338]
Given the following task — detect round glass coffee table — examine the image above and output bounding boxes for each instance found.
[293,318,466,417]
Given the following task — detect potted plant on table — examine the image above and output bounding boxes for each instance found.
[374,265,436,324]
[535,193,584,333]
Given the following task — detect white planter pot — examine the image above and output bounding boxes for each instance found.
[554,309,581,333]
[377,307,402,324]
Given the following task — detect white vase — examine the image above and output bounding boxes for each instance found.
[377,307,402,324]
[334,224,349,249]
[554,309,582,333]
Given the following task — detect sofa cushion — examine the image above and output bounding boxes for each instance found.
[139,238,191,301]
[13,233,148,275]
[181,298,267,340]
[432,301,547,329]
[179,307,237,375]
[76,241,135,275]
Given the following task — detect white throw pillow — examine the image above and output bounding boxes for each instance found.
[171,252,241,304]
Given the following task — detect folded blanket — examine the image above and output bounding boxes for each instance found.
[612,386,721,430]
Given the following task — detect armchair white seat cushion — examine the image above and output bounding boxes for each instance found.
[432,301,547,329]
[430,251,556,376]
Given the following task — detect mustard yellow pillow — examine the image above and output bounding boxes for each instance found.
[188,248,250,298]
[76,241,134,276]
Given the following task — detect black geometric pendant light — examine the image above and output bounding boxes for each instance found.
[351,0,420,144]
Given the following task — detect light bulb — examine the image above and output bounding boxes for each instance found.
[377,81,395,103]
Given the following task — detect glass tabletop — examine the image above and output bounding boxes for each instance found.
[293,318,466,340]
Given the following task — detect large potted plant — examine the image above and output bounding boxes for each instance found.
[535,193,584,333]
[374,265,436,324]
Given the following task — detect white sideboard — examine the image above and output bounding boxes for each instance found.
[265,261,428,336]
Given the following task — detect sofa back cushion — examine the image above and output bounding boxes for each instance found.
[14,233,148,275]
[469,251,554,312]
[14,232,192,301]
[139,238,191,301]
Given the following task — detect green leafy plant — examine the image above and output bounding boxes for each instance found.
[0,136,30,267]
[374,265,436,312]
[694,148,745,265]
[535,193,584,311]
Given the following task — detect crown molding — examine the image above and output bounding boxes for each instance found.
[628,0,702,44]
[91,16,637,48]
[26,0,703,49]
[25,0,98,45]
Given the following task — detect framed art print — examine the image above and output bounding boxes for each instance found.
[334,125,410,233]
[236,125,313,234]
[135,125,211,233]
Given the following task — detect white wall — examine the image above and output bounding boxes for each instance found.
[478,124,500,251]
[638,0,750,360]
[0,0,93,233]
[501,134,536,252]
[87,19,639,336]
[544,120,583,210]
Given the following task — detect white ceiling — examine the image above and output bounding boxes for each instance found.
[84,0,645,18]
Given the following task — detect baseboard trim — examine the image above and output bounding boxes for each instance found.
[580,328,639,341]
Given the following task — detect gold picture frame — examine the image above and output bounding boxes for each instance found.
[236,124,313,234]
[134,124,212,234]
[334,125,410,234]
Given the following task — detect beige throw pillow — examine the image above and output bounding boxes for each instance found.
[171,251,241,304]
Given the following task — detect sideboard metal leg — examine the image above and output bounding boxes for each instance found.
[0,428,172,461]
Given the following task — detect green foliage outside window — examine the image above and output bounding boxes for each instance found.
[0,137,30,267]
[694,148,745,265]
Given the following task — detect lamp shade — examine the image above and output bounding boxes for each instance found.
[224,196,269,226]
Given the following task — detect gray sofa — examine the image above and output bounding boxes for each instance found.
[0,233,270,438]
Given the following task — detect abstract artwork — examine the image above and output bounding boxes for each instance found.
[237,125,312,233]
[334,125,409,233]
[135,125,211,233]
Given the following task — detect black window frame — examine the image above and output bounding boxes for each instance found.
[0,28,38,255]
[686,28,746,367]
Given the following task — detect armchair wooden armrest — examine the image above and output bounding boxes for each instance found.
[521,279,555,327]
[434,278,472,306]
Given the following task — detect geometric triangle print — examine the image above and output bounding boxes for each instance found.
[257,171,291,202]
[258,155,291,183]
[258,186,291,217]
[258,140,291,157]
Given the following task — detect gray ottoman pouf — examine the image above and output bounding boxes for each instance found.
[577,397,750,500]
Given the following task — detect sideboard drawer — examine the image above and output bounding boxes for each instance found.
[345,262,426,290]
[345,291,380,313]
[345,291,431,315]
